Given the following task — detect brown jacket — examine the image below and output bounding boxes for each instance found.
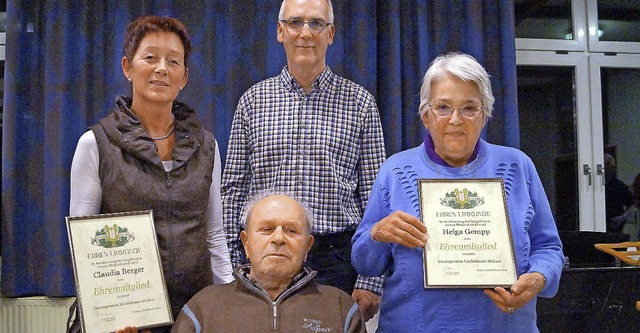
[92,95,216,319]
[172,266,365,333]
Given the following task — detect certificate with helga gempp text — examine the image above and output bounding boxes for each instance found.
[419,178,517,288]
[66,210,173,333]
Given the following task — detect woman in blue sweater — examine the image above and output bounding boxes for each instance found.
[351,52,565,332]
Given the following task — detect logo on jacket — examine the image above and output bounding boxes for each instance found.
[440,188,484,209]
[91,224,135,248]
[302,318,332,332]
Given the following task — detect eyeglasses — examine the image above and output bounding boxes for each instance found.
[280,18,332,33]
[428,102,484,119]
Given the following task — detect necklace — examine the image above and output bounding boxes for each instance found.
[150,113,175,141]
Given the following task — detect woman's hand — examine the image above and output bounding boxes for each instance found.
[483,272,546,314]
[371,211,428,248]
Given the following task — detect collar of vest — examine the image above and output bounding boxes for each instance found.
[97,95,209,169]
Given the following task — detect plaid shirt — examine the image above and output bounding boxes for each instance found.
[222,66,386,294]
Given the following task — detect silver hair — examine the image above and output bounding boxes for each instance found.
[278,0,335,24]
[241,191,314,233]
[418,52,494,123]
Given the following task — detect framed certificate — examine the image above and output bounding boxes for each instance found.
[66,210,173,333]
[418,179,517,288]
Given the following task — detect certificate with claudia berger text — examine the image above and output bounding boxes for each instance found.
[419,179,517,288]
[66,210,173,333]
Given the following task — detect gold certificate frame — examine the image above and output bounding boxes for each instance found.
[419,178,517,288]
[66,210,173,333]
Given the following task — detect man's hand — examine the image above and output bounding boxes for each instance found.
[352,288,380,321]
[483,272,546,313]
[371,211,427,248]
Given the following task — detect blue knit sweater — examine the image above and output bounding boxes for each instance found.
[352,140,565,333]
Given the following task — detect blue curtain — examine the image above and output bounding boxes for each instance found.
[1,0,517,297]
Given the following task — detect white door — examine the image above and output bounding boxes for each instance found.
[516,51,594,231]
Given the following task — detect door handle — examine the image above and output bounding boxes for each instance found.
[597,164,605,186]
[583,164,592,186]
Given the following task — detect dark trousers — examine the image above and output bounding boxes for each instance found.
[305,230,358,296]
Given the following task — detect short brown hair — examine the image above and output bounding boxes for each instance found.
[122,16,192,67]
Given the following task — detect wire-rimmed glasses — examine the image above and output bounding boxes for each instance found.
[280,18,332,34]
[427,102,484,119]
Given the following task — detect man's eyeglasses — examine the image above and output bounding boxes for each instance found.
[428,102,484,119]
[280,18,332,33]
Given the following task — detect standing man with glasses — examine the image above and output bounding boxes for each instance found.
[222,0,385,321]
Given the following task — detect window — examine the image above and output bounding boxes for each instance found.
[515,0,573,40]
[516,0,640,238]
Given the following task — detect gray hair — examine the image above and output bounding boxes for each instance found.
[241,191,314,233]
[418,52,494,123]
[278,0,335,24]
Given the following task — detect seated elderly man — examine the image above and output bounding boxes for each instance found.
[171,193,364,332]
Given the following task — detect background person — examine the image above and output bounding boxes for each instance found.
[221,0,385,320]
[634,173,640,209]
[351,52,565,332]
[604,153,634,233]
[70,16,233,331]
[171,193,365,332]
[633,173,640,240]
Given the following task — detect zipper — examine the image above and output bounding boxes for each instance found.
[272,300,278,330]
[241,278,280,331]
[164,169,174,276]
[269,270,315,331]
[165,171,173,187]
[238,268,317,331]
